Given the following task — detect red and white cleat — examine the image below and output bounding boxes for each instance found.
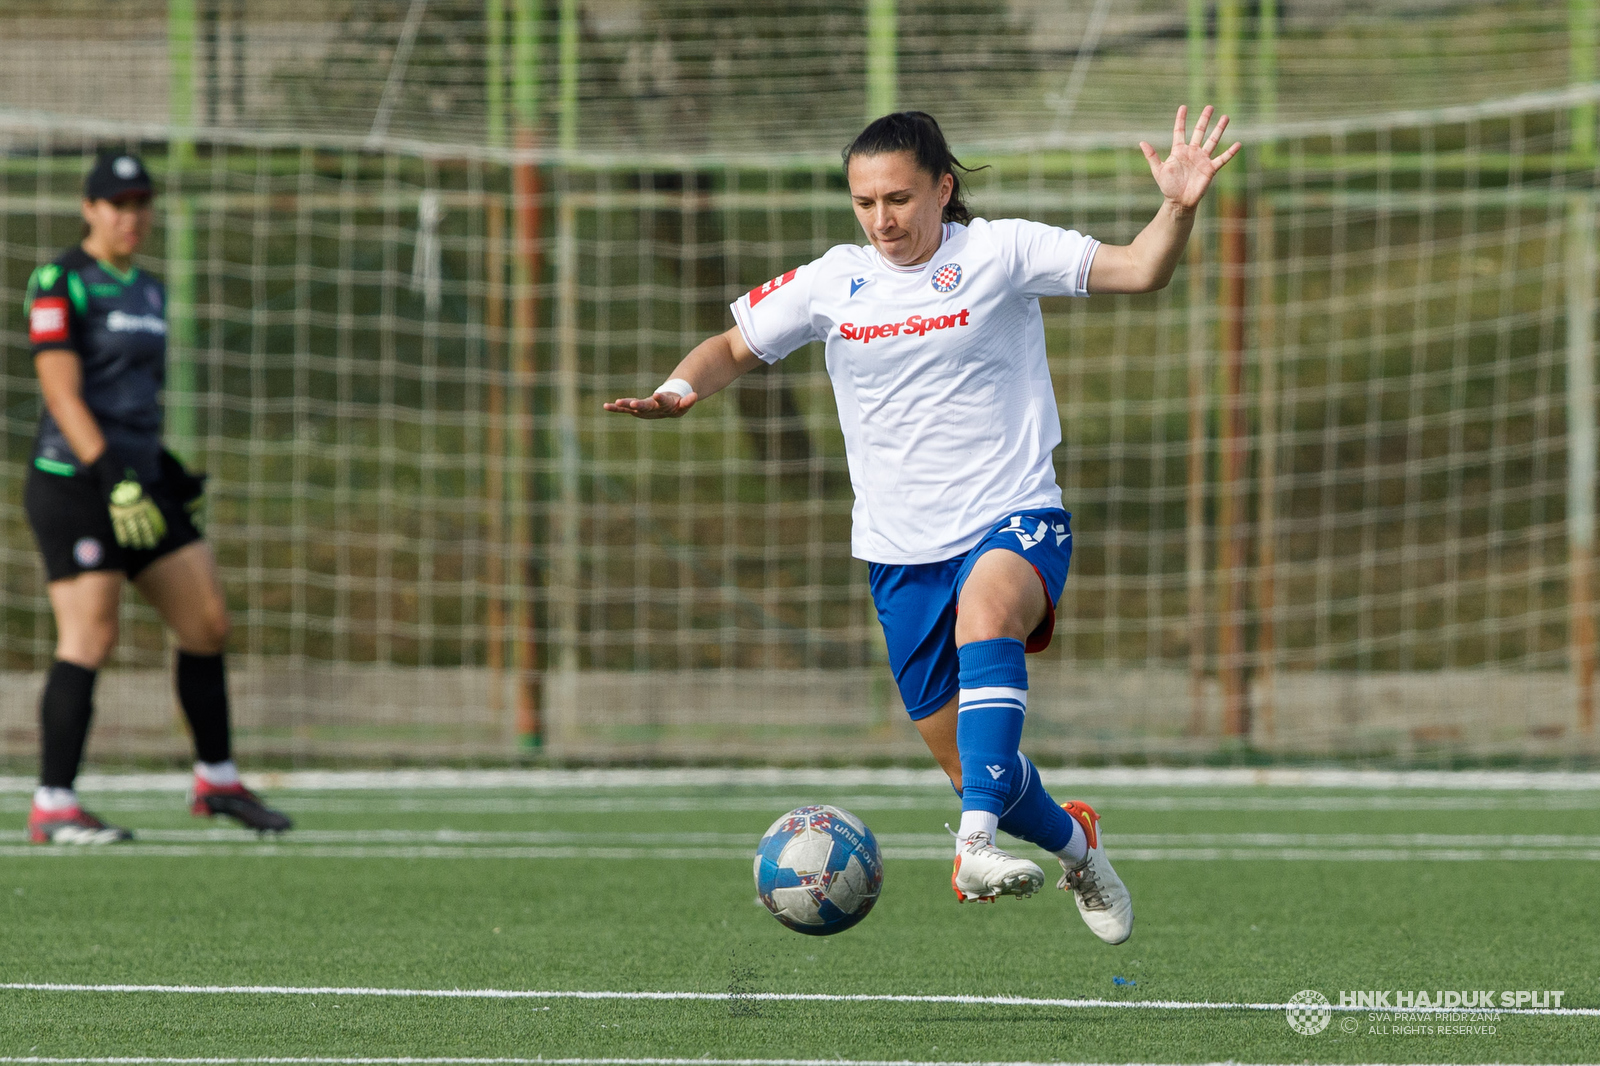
[190,778,293,834]
[1057,800,1134,944]
[28,804,134,845]
[951,830,1044,903]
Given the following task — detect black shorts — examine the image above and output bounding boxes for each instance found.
[24,465,203,583]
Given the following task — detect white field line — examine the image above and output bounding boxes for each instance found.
[91,829,1600,848]
[6,844,1600,861]
[3,767,1600,793]
[7,794,1600,815]
[4,1061,1595,1066]
[0,1056,1593,1062]
[0,982,1595,1017]
[6,828,1600,862]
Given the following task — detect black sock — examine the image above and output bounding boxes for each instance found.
[176,652,232,764]
[39,661,97,789]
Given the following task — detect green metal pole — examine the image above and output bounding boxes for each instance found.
[166,198,198,459]
[1188,0,1207,106]
[866,0,897,119]
[554,0,578,675]
[1574,0,1597,158]
[486,0,509,716]
[169,0,196,168]
[487,0,506,148]
[1566,194,1598,732]
[558,0,578,154]
[167,0,198,458]
[1216,0,1241,151]
[513,0,539,130]
[1257,0,1277,127]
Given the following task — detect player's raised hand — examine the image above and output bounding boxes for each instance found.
[602,389,698,418]
[1139,105,1241,211]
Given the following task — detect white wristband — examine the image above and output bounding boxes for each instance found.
[656,377,694,399]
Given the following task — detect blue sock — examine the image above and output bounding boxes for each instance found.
[997,754,1076,854]
[956,638,1028,818]
[949,755,1078,855]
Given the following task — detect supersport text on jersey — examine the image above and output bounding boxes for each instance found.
[730,218,1098,564]
[840,308,970,343]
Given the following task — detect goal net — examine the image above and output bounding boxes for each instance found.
[1,2,1596,765]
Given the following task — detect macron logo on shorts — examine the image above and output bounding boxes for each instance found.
[29,297,69,344]
[748,270,797,307]
[1003,515,1049,550]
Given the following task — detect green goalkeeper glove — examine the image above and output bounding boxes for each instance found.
[92,453,167,550]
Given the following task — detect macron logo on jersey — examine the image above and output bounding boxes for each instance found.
[29,297,70,344]
[839,308,970,344]
[748,269,797,307]
[849,277,869,297]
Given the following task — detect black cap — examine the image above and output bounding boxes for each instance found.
[84,153,154,203]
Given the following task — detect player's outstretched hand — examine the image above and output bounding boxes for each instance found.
[602,390,698,419]
[1140,105,1241,211]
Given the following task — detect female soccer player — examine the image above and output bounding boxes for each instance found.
[22,153,292,843]
[606,107,1237,943]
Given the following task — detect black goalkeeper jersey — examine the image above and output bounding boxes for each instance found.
[24,247,167,482]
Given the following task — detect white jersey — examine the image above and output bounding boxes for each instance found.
[730,217,1098,564]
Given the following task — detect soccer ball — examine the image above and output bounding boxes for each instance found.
[753,804,883,936]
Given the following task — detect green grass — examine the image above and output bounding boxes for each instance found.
[0,773,1597,1063]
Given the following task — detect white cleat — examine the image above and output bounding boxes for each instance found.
[951,830,1045,903]
[1057,801,1134,944]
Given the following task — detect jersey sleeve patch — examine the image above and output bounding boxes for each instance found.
[748,269,797,307]
[29,296,71,345]
[732,262,820,364]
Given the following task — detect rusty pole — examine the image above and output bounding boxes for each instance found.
[1254,197,1277,738]
[510,0,544,748]
[1216,190,1249,738]
[511,133,544,748]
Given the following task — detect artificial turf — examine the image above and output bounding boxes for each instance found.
[0,774,1595,1063]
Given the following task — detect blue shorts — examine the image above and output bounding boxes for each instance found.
[867,509,1072,721]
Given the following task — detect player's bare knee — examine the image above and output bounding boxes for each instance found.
[954,604,1026,645]
[189,609,231,655]
[58,621,118,669]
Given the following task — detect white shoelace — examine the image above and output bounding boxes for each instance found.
[1062,858,1111,910]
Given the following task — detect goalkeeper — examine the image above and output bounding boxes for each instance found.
[608,107,1237,944]
[20,153,291,843]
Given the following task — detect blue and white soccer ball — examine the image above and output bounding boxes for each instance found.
[754,804,883,936]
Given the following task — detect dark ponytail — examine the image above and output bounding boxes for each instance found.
[842,111,985,224]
